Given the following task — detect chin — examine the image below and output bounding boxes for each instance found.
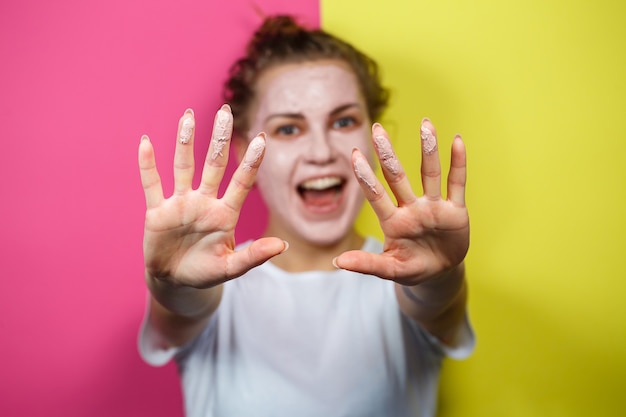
[301,229,349,247]
[292,209,362,248]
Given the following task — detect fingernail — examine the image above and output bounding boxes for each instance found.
[221,103,231,113]
[332,257,340,269]
[184,108,194,116]
[141,134,150,142]
[281,240,290,254]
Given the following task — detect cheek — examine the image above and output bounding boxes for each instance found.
[262,141,301,170]
[256,159,282,188]
[335,128,373,163]
[256,142,297,191]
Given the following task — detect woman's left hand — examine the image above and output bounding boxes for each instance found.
[336,119,469,286]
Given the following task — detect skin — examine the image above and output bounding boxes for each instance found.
[138,60,469,349]
[241,61,373,271]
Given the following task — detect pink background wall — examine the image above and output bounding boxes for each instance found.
[0,1,318,415]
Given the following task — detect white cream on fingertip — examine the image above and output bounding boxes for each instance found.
[211,109,232,159]
[242,134,265,171]
[420,124,437,155]
[353,155,379,195]
[216,109,231,132]
[179,117,195,144]
[374,135,400,175]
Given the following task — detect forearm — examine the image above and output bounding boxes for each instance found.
[146,270,223,348]
[395,262,468,347]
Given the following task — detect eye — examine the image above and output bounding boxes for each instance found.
[332,116,356,130]
[275,124,300,136]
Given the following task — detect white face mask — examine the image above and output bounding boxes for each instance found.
[247,60,372,246]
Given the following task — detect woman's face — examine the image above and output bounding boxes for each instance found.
[246,60,372,246]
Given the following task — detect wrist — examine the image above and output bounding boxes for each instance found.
[404,262,466,307]
[145,269,222,320]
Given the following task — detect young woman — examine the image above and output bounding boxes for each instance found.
[138,15,473,417]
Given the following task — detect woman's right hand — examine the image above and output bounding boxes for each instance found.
[138,105,287,289]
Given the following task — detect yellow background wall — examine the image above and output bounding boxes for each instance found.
[323,0,626,415]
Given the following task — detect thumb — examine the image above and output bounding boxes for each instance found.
[334,250,397,280]
[226,237,288,278]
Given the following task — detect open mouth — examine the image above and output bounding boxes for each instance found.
[297,176,345,209]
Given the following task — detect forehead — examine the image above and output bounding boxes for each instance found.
[252,60,364,115]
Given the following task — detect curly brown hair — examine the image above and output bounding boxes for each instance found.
[223,15,389,138]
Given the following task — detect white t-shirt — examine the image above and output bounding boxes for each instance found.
[139,237,474,417]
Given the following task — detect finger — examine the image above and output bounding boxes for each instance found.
[420,118,442,199]
[199,104,234,196]
[173,109,196,194]
[335,250,395,278]
[138,135,164,209]
[447,134,467,207]
[335,250,425,281]
[222,133,266,213]
[352,149,397,222]
[226,237,288,278]
[371,123,416,206]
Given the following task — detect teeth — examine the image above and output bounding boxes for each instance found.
[300,176,342,190]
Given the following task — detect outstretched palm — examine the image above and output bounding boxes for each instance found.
[338,120,469,286]
[138,106,285,289]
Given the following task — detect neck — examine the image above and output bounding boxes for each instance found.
[265,228,365,273]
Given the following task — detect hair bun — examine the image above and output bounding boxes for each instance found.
[224,14,388,137]
[248,15,307,55]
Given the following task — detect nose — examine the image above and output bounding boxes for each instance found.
[304,126,336,164]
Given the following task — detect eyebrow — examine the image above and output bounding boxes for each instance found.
[263,103,361,123]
